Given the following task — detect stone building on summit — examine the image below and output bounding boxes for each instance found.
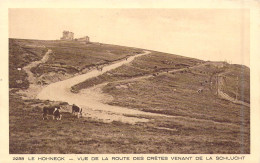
[60,31,74,40]
[77,36,90,42]
[60,31,90,43]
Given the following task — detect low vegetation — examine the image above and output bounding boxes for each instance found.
[9,39,46,88]
[221,64,250,103]
[72,51,202,91]
[9,39,250,154]
[9,91,249,154]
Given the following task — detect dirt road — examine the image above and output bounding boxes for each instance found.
[37,51,162,124]
[36,53,243,126]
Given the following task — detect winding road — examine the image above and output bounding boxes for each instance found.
[37,50,164,124]
[35,50,246,125]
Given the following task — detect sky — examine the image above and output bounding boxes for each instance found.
[9,8,250,66]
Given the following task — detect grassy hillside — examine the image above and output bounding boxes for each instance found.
[13,39,142,78]
[72,51,202,91]
[9,39,47,88]
[9,38,250,154]
[221,64,250,103]
[10,39,142,84]
[9,91,249,154]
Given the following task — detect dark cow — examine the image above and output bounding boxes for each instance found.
[53,108,62,120]
[42,106,62,120]
[72,104,82,118]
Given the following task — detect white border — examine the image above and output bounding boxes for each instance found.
[1,0,259,162]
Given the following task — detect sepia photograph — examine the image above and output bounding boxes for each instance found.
[8,8,250,155]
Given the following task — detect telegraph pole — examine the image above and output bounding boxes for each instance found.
[236,76,239,101]
[216,75,219,95]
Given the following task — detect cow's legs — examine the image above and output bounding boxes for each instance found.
[42,113,48,120]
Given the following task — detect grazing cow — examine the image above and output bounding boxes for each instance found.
[72,104,82,118]
[42,106,62,120]
[53,108,62,120]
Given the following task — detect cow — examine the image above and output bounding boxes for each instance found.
[42,106,62,120]
[53,108,62,120]
[72,104,82,118]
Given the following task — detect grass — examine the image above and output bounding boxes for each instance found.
[11,39,143,84]
[72,51,202,91]
[9,38,250,154]
[103,71,250,124]
[13,39,142,77]
[9,39,47,88]
[9,92,249,154]
[221,64,250,103]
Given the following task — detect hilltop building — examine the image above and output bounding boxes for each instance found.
[77,36,90,42]
[60,31,90,43]
[60,31,74,40]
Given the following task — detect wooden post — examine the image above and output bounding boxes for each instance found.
[216,75,218,95]
[236,76,239,101]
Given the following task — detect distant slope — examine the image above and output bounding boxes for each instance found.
[220,64,250,104]
[9,38,143,87]
[9,39,47,88]
[9,38,250,154]
[72,51,203,91]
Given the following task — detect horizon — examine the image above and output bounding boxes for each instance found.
[9,37,250,68]
[9,9,250,67]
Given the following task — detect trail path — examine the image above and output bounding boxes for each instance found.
[112,63,249,109]
[217,72,250,107]
[111,62,209,84]
[24,49,51,85]
[19,49,51,98]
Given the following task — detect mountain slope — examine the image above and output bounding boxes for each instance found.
[9,38,250,154]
